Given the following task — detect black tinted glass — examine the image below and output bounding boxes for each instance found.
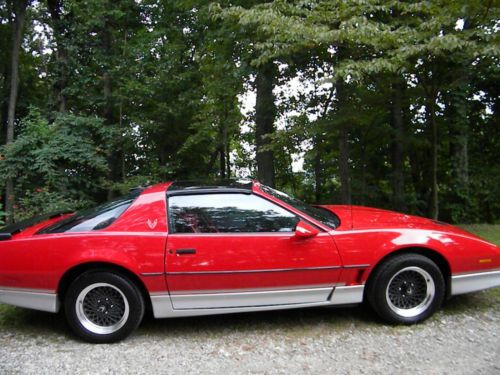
[0,210,71,235]
[260,185,340,229]
[37,195,136,234]
[168,193,299,233]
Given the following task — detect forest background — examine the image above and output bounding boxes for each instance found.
[0,0,498,225]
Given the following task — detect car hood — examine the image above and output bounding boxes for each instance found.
[320,205,469,233]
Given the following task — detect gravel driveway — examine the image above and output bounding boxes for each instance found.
[1,290,499,374]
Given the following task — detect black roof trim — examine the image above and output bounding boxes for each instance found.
[167,187,252,197]
[167,179,253,196]
[129,186,148,195]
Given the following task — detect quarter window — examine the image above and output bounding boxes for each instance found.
[168,193,299,233]
[37,197,135,234]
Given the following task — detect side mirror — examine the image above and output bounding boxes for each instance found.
[294,220,319,238]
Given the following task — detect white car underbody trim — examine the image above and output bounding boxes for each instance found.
[170,287,333,309]
[0,287,60,313]
[150,285,365,319]
[451,270,500,295]
[2,270,499,316]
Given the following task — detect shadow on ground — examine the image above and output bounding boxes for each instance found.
[0,288,498,341]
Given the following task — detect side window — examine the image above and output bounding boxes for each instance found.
[168,193,299,233]
[37,198,134,234]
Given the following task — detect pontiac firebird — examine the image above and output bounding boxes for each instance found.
[0,180,499,343]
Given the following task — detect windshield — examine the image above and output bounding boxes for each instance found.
[259,185,340,229]
[37,193,139,234]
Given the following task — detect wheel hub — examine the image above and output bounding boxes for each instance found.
[386,266,435,318]
[76,283,130,335]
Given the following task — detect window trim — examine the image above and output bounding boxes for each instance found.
[166,191,318,235]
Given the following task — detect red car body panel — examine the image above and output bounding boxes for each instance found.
[0,180,499,317]
[165,232,342,294]
[0,183,171,293]
[318,204,499,283]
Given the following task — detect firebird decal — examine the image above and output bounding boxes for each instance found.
[147,218,158,230]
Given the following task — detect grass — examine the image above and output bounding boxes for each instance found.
[459,224,500,245]
[0,224,499,338]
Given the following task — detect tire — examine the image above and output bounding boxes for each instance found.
[64,271,145,343]
[367,253,445,324]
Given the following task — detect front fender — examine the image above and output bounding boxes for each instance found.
[331,228,499,284]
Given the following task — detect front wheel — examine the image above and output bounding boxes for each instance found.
[367,254,445,324]
[65,271,145,343]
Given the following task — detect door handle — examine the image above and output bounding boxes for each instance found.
[176,248,196,255]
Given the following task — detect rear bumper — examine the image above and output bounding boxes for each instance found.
[451,270,500,296]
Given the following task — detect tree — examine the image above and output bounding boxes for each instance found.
[5,0,30,224]
[0,0,498,224]
[255,62,276,186]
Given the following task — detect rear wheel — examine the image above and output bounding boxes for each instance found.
[367,254,445,324]
[65,271,145,343]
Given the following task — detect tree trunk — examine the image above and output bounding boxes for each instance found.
[446,81,470,220]
[219,146,226,179]
[225,137,231,179]
[220,109,229,179]
[450,21,470,200]
[313,141,322,203]
[313,86,334,203]
[102,23,122,199]
[338,126,351,204]
[5,0,29,224]
[390,79,406,212]
[207,149,218,175]
[359,137,367,206]
[336,79,351,204]
[255,62,276,187]
[1,2,12,145]
[408,149,427,215]
[47,0,68,112]
[427,91,439,220]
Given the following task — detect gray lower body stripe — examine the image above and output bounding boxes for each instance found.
[0,287,60,313]
[170,287,333,309]
[149,284,365,318]
[167,283,345,295]
[451,270,500,295]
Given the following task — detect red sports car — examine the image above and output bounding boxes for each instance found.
[0,180,499,342]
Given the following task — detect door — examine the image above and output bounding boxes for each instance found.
[165,192,342,309]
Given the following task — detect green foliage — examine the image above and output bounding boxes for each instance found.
[0,0,498,224]
[460,225,500,246]
[14,189,88,221]
[0,203,4,226]
[0,109,110,218]
[111,176,159,196]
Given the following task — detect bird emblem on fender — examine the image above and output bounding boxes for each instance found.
[147,218,158,229]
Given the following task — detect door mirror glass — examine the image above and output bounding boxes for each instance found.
[294,221,319,238]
